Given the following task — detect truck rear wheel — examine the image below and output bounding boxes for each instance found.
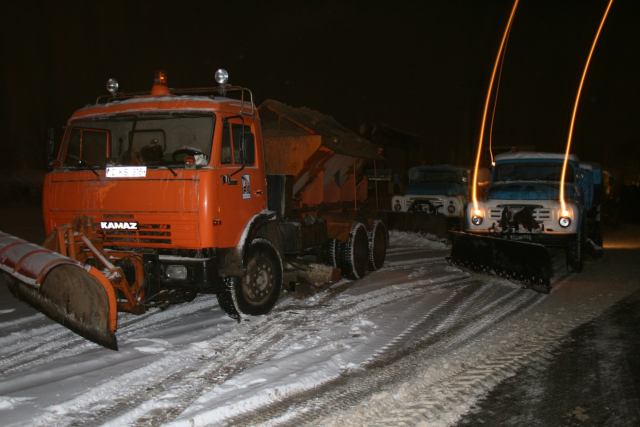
[368,219,388,271]
[321,238,342,268]
[340,222,369,280]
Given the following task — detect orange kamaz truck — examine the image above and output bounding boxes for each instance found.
[0,70,388,350]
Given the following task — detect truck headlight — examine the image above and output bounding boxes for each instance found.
[447,204,455,213]
[166,265,188,280]
[394,203,402,211]
[471,215,483,226]
[559,217,571,228]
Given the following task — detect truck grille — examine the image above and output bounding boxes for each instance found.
[489,208,553,222]
[100,223,172,245]
[95,215,200,247]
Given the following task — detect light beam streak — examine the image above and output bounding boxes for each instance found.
[472,0,519,215]
[560,0,614,215]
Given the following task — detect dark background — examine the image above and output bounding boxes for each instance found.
[1,0,638,179]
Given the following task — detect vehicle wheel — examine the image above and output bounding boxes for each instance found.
[567,222,585,273]
[216,238,283,318]
[368,220,388,271]
[340,222,369,280]
[320,238,343,268]
[237,238,283,315]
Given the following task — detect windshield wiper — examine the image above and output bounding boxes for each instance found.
[158,158,177,177]
[66,155,100,178]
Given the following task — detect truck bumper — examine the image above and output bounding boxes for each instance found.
[466,230,576,248]
[153,254,218,290]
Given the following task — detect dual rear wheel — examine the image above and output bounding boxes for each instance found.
[331,220,388,280]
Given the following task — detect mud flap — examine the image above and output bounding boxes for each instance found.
[448,231,553,292]
[0,233,118,350]
[383,211,448,238]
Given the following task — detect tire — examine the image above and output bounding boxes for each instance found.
[368,219,388,271]
[340,222,369,280]
[320,238,342,268]
[234,238,283,316]
[567,221,585,273]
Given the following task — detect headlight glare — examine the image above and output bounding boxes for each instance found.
[559,217,571,228]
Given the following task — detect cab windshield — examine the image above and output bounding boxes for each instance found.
[61,113,215,168]
[409,170,463,185]
[493,162,574,183]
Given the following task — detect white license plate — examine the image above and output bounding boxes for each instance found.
[106,166,147,178]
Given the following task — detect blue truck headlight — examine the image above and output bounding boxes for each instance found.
[559,217,571,228]
[447,204,455,213]
[394,203,402,211]
[471,215,483,226]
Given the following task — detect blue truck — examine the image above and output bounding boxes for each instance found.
[391,166,476,230]
[450,151,603,291]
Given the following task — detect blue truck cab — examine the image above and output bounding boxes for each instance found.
[464,151,602,271]
[392,166,470,229]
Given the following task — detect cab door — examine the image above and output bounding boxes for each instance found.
[217,116,266,248]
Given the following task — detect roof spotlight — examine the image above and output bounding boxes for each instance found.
[215,69,229,85]
[107,78,119,96]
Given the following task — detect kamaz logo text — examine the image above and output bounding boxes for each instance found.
[100,221,139,230]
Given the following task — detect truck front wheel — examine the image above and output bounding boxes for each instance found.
[567,223,585,273]
[239,238,283,315]
[217,238,283,319]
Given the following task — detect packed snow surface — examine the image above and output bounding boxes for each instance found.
[0,228,638,426]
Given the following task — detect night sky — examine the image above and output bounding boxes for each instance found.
[1,0,638,176]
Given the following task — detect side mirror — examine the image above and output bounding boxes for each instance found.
[240,132,255,165]
[46,127,55,170]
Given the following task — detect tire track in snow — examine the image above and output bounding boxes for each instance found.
[119,275,473,426]
[214,283,543,426]
[72,269,471,425]
[0,295,223,376]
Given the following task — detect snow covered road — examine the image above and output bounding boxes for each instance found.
[0,225,638,427]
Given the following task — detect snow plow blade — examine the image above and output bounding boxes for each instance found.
[448,231,552,292]
[0,232,118,350]
[383,212,448,238]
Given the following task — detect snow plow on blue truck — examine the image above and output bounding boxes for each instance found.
[449,151,603,292]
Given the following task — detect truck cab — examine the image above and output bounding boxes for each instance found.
[391,166,470,229]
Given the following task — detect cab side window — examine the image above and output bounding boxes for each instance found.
[220,122,255,165]
[221,122,232,164]
[232,124,253,165]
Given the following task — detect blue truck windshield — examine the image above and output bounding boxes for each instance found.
[409,170,462,185]
[493,163,574,183]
